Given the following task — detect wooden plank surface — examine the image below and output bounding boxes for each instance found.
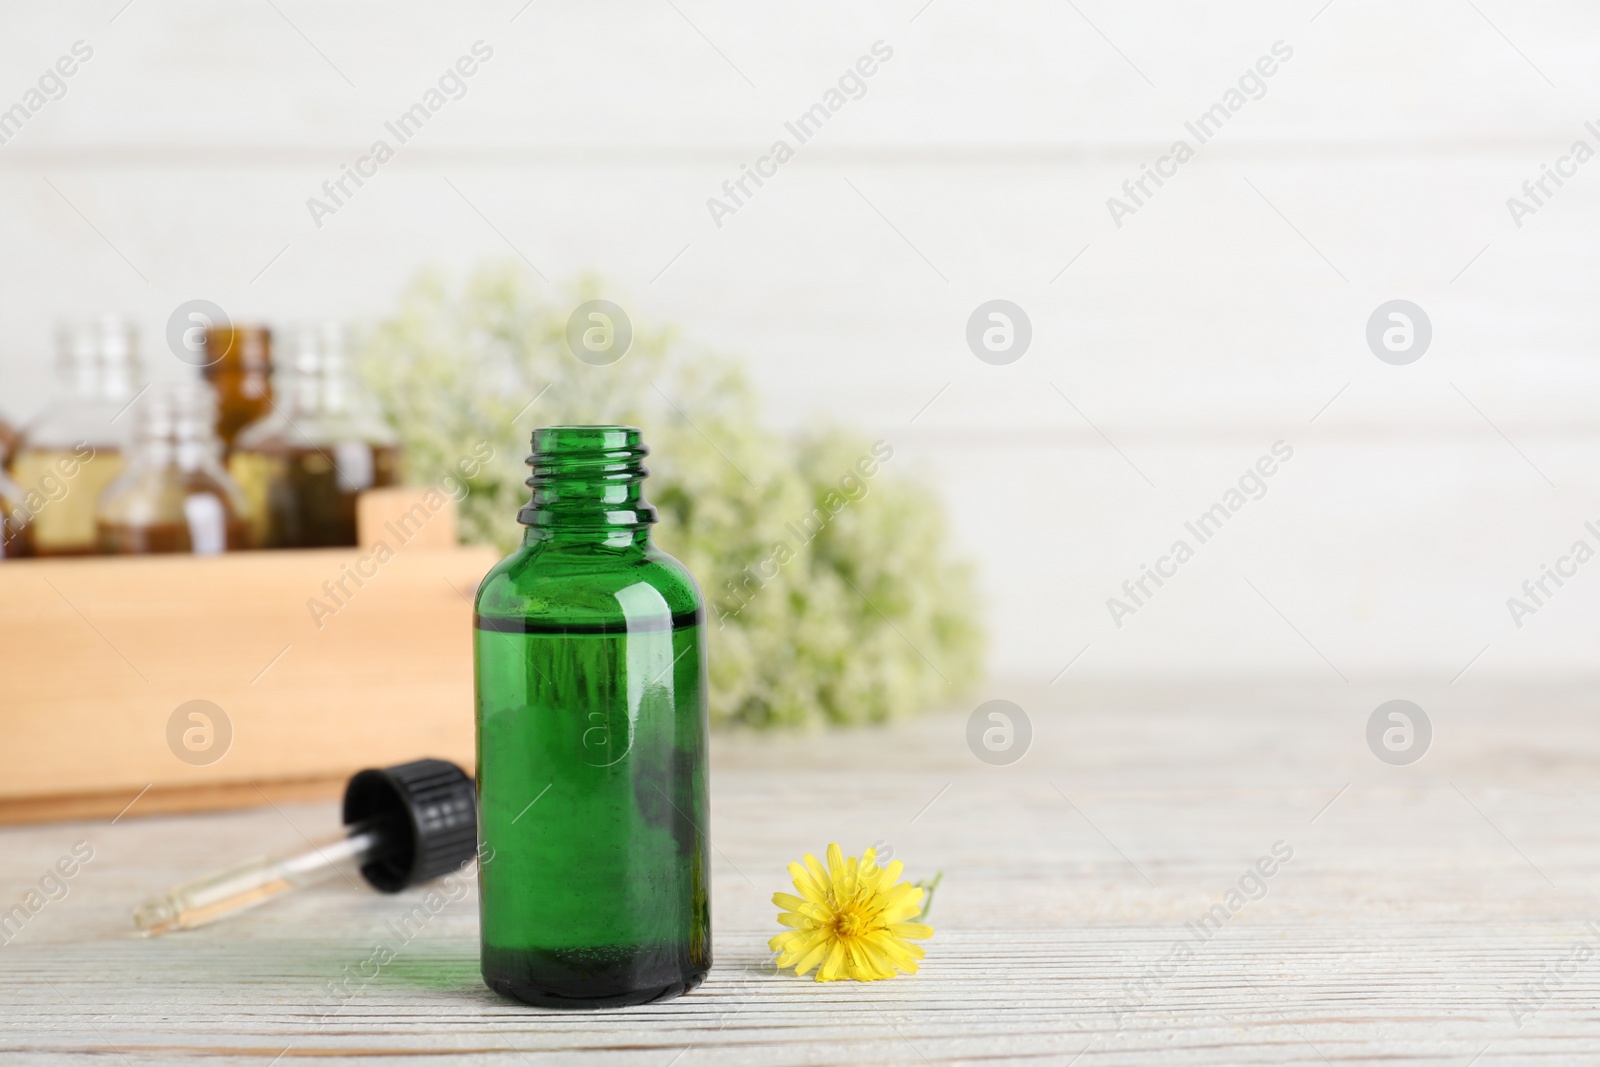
[3,681,1599,1064]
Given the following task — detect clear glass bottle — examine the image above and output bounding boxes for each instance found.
[230,324,399,548]
[474,426,711,1008]
[202,324,273,453]
[11,318,140,555]
[96,381,251,555]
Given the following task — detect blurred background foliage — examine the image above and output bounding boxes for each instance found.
[361,264,983,730]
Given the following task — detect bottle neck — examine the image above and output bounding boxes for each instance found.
[203,326,272,378]
[521,524,651,550]
[56,318,141,403]
[517,426,658,550]
[126,383,224,473]
[276,370,360,419]
[274,324,377,423]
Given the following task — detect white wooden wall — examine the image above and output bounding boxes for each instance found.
[2,0,1597,683]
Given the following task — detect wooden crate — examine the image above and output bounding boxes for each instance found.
[0,502,498,824]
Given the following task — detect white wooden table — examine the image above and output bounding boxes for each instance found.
[3,682,1598,1065]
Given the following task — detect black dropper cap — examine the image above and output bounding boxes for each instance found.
[341,758,477,893]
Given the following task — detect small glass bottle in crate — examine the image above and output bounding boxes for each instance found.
[96,380,251,555]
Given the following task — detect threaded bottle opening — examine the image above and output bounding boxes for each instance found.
[135,381,216,442]
[129,381,224,471]
[202,325,272,376]
[55,316,141,401]
[518,425,658,529]
[273,323,370,418]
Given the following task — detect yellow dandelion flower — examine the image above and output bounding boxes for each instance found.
[769,843,934,982]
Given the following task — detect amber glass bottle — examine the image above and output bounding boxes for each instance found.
[11,319,140,555]
[0,469,34,558]
[0,414,21,463]
[0,415,29,558]
[202,325,272,452]
[96,381,250,554]
[230,324,399,547]
[475,426,711,1008]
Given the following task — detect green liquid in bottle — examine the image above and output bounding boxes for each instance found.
[475,426,711,1008]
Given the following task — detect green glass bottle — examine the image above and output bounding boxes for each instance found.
[475,425,711,1008]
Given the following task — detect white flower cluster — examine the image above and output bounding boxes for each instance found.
[360,265,984,728]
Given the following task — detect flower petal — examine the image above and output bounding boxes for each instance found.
[855,937,899,980]
[816,938,849,982]
[803,854,831,898]
[773,892,810,913]
[825,843,846,891]
[783,930,832,975]
[889,921,934,941]
[769,931,802,955]
[788,861,828,904]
